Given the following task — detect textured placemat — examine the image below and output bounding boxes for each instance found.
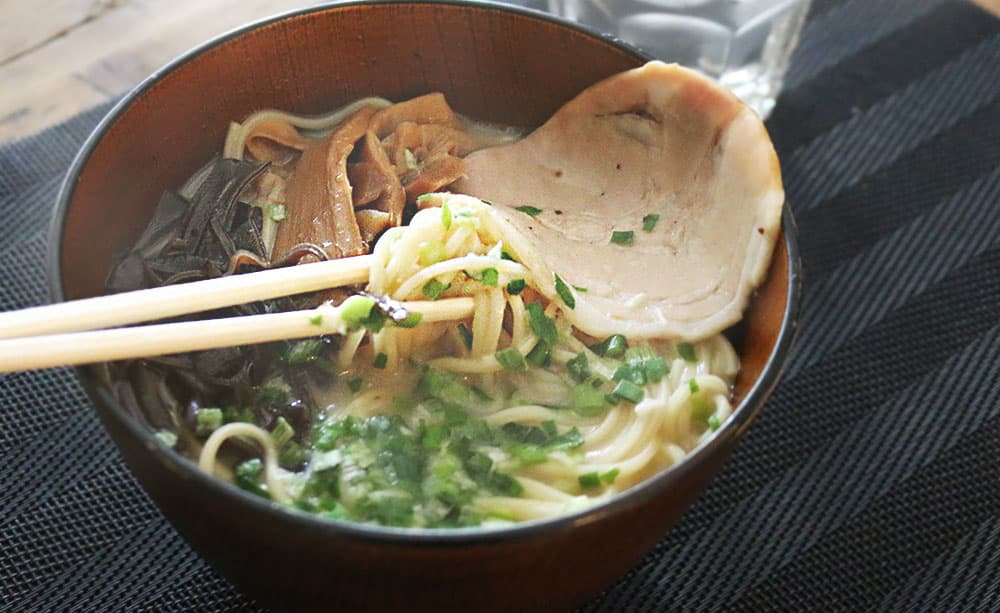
[2,1,999,610]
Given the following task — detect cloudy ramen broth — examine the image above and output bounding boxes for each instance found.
[110,93,741,529]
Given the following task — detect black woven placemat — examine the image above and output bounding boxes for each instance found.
[2,1,999,610]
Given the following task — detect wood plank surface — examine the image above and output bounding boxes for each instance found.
[0,0,997,143]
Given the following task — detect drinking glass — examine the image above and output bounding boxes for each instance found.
[544,0,812,118]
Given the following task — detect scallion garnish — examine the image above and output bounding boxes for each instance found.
[481,268,499,287]
[610,230,635,245]
[707,415,721,431]
[506,278,526,295]
[525,342,552,367]
[573,285,588,293]
[340,295,376,326]
[155,430,177,448]
[457,323,473,350]
[590,334,628,358]
[600,468,620,484]
[513,445,549,465]
[677,342,697,362]
[348,377,364,393]
[611,380,644,404]
[572,382,607,416]
[642,213,660,232]
[526,302,558,346]
[578,472,601,489]
[471,386,494,402]
[308,313,323,326]
[644,356,669,382]
[689,378,700,393]
[373,352,388,369]
[287,338,323,364]
[495,347,528,371]
[441,201,452,229]
[395,311,423,328]
[554,273,575,309]
[268,203,287,222]
[566,353,590,383]
[195,408,223,437]
[516,205,543,216]
[270,416,295,448]
[422,279,448,300]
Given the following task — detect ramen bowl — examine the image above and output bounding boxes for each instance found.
[49,1,801,610]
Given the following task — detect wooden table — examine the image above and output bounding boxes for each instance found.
[1,0,997,143]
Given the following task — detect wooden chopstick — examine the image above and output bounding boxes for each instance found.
[0,297,474,373]
[0,255,372,340]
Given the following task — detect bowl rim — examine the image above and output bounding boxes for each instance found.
[47,0,803,546]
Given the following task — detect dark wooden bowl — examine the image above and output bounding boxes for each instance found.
[49,2,801,610]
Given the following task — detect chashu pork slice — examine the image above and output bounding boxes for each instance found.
[454,61,784,341]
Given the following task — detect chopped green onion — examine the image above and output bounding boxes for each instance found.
[421,424,447,450]
[308,313,323,326]
[457,323,473,350]
[689,378,700,393]
[642,213,660,232]
[610,230,635,246]
[573,285,588,293]
[591,334,628,358]
[488,472,523,497]
[223,406,254,424]
[542,420,558,437]
[154,430,177,448]
[360,308,387,333]
[268,204,287,222]
[348,377,364,394]
[612,363,646,386]
[566,353,590,383]
[515,205,542,216]
[548,427,585,451]
[553,274,576,309]
[506,278,526,295]
[513,444,549,465]
[525,342,552,367]
[526,302,558,347]
[234,458,270,499]
[270,417,295,449]
[572,382,607,416]
[578,472,601,489]
[644,357,669,382]
[422,279,448,300]
[416,193,434,204]
[395,311,423,328]
[495,347,528,372]
[418,240,446,266]
[611,380,644,404]
[600,468,620,484]
[707,415,721,431]
[677,342,697,362]
[195,408,224,437]
[373,352,388,369]
[278,441,308,469]
[481,268,499,287]
[287,338,323,365]
[257,379,291,407]
[340,295,376,326]
[471,386,494,402]
[441,201,452,229]
[420,369,470,406]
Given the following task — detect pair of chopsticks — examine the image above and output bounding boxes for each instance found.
[0,256,473,373]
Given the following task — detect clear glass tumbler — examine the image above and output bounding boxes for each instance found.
[546,0,812,118]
